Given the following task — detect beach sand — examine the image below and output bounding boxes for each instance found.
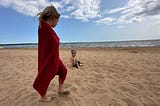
[0,47,160,106]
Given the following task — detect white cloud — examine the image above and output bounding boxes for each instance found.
[117,26,127,29]
[61,15,71,19]
[106,7,126,14]
[0,0,101,22]
[96,17,116,24]
[0,0,159,24]
[61,5,75,12]
[100,0,160,25]
[0,0,62,16]
[127,16,144,23]
[62,0,101,22]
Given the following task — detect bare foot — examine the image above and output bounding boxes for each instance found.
[58,90,70,96]
[39,96,55,102]
[80,63,84,66]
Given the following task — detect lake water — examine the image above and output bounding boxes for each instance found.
[0,39,160,48]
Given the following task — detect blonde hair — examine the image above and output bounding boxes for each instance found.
[37,5,60,22]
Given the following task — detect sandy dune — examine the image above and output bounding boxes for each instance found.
[0,47,160,106]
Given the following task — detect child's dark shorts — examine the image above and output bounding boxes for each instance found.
[73,61,81,68]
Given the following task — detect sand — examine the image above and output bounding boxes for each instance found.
[0,47,160,106]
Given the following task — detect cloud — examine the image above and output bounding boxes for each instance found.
[99,0,160,25]
[129,0,160,16]
[62,0,101,22]
[0,0,62,16]
[121,0,160,18]
[105,7,126,14]
[128,0,160,23]
[61,15,71,19]
[96,17,116,24]
[117,25,127,29]
[61,5,75,12]
[0,0,159,24]
[0,0,101,22]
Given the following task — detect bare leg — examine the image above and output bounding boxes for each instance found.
[58,77,70,95]
[58,78,64,93]
[58,60,70,95]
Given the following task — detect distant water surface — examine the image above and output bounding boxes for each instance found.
[0,39,160,48]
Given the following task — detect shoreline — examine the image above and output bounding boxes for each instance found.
[1,39,160,49]
[1,46,160,52]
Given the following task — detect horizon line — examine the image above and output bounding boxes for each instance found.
[0,38,160,45]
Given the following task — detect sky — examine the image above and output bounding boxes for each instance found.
[0,0,160,44]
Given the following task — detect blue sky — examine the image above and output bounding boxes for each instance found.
[0,0,160,44]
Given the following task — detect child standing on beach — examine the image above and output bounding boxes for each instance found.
[33,5,69,102]
[70,50,84,68]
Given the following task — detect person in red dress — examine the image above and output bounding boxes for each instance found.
[33,5,69,102]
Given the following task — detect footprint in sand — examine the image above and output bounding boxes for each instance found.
[121,98,140,106]
[70,86,78,93]
[119,86,138,96]
[13,90,35,106]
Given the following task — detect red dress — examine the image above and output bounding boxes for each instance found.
[33,21,67,97]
